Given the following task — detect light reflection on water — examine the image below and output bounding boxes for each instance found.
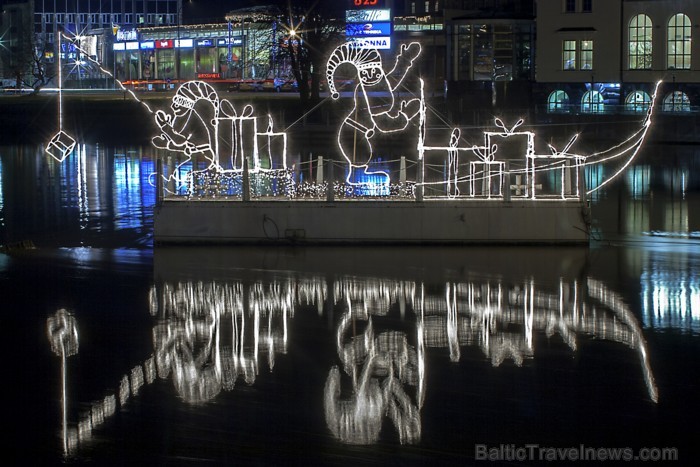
[0,144,155,247]
[47,247,669,459]
[0,142,698,461]
[641,255,700,333]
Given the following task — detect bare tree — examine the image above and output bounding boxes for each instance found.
[0,5,52,92]
[226,2,345,109]
[276,2,345,108]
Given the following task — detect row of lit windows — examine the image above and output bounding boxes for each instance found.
[548,90,692,113]
[562,13,695,72]
[629,13,692,70]
[34,13,176,27]
[409,1,441,15]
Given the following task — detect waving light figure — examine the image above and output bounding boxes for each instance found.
[327,42,423,184]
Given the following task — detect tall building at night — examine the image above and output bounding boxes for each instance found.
[4,0,181,85]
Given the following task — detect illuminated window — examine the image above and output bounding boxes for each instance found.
[667,13,691,70]
[411,2,416,14]
[581,40,593,69]
[582,0,592,12]
[625,91,651,112]
[563,40,576,70]
[548,90,570,113]
[629,14,652,69]
[562,40,593,70]
[425,1,430,12]
[663,91,691,112]
[581,90,604,113]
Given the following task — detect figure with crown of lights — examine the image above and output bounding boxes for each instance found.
[327,42,422,184]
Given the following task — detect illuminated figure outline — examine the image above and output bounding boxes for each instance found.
[150,80,288,193]
[62,34,660,199]
[327,41,423,184]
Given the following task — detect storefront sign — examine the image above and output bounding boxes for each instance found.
[197,73,221,79]
[216,37,243,46]
[113,43,126,51]
[155,40,174,49]
[175,39,194,48]
[346,9,391,23]
[349,36,392,50]
[125,41,139,50]
[140,41,155,50]
[116,29,138,42]
[350,0,385,7]
[196,39,214,47]
[346,22,392,37]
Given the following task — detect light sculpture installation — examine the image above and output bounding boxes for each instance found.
[151,81,290,195]
[144,42,658,201]
[58,33,657,200]
[326,42,422,184]
[45,33,76,162]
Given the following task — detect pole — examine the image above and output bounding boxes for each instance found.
[400,156,406,184]
[176,0,182,84]
[242,158,251,201]
[156,158,164,205]
[316,156,324,184]
[326,159,334,202]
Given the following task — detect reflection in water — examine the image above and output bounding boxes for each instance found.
[150,280,292,401]
[642,257,700,332]
[0,145,155,246]
[326,279,423,445]
[50,272,661,456]
[618,165,698,237]
[46,309,79,457]
[626,165,651,200]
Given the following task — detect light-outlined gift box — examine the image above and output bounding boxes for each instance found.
[45,131,76,162]
[256,116,288,170]
[217,103,258,170]
[480,118,535,198]
[469,160,506,198]
[526,154,586,199]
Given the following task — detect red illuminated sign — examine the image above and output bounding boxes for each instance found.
[197,73,221,79]
[155,40,173,49]
[353,0,381,6]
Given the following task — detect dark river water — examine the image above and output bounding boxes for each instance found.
[2,143,699,465]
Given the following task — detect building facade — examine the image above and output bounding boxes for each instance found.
[29,0,180,85]
[1,0,35,86]
[536,0,700,114]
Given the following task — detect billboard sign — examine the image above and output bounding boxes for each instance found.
[349,36,392,50]
[346,22,392,37]
[346,9,391,23]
